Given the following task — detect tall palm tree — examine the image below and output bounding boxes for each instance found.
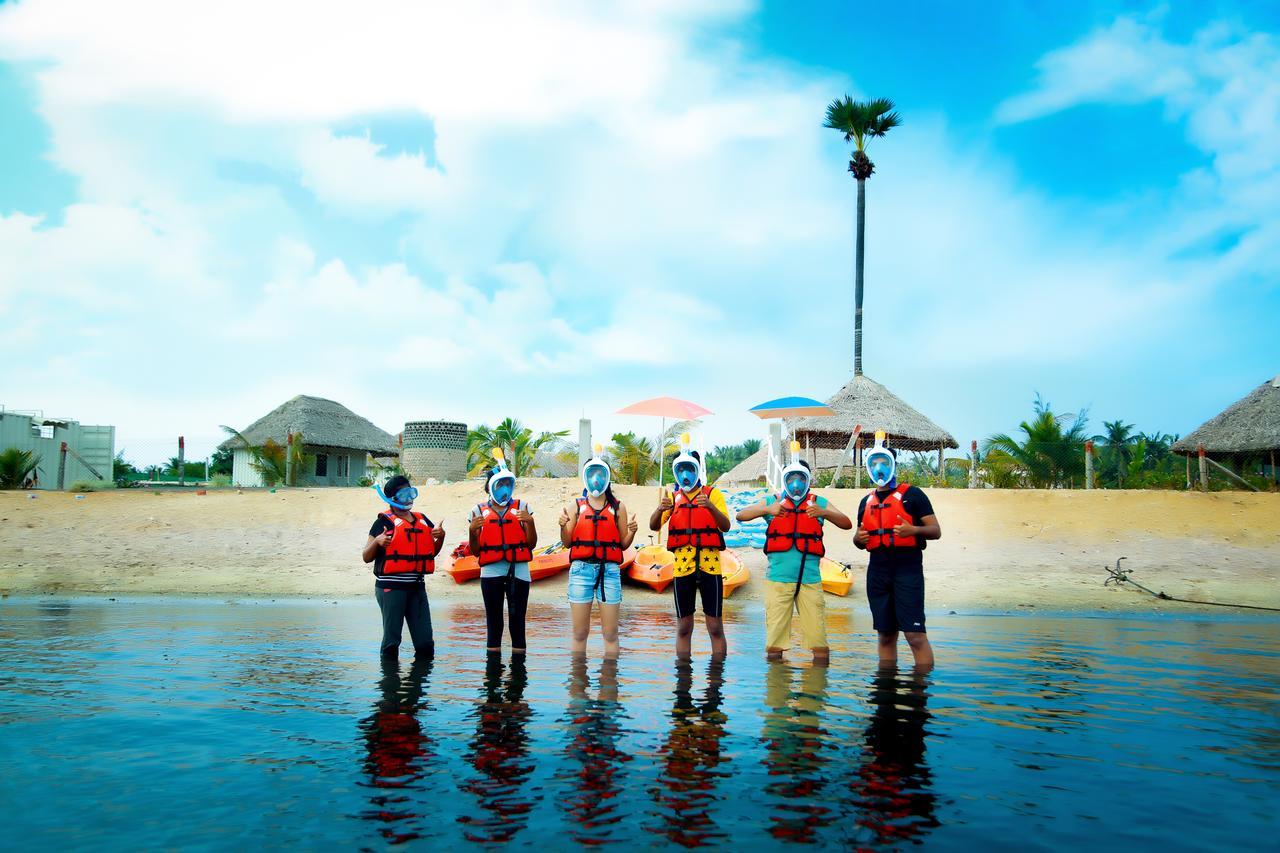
[1093,420,1137,487]
[824,96,901,375]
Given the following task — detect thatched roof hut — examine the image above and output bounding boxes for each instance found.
[219,395,400,455]
[789,373,958,453]
[719,446,851,485]
[1173,375,1280,458]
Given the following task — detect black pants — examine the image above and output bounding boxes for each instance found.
[375,582,434,657]
[481,576,530,649]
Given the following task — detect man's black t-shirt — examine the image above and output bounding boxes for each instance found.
[856,485,935,571]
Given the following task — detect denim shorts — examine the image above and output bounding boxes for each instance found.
[567,560,623,605]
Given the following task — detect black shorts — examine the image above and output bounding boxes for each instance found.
[866,566,926,634]
[673,570,723,619]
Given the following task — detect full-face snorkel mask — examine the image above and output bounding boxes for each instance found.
[671,434,704,493]
[865,431,897,489]
[582,445,611,498]
[487,448,516,506]
[781,441,811,502]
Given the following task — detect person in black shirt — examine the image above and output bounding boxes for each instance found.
[853,437,940,669]
[363,474,445,658]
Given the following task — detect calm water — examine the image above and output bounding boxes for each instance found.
[1,598,1277,850]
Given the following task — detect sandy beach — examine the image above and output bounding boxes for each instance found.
[2,481,1277,614]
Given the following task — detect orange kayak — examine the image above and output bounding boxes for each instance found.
[447,555,481,584]
[620,546,637,570]
[448,545,572,584]
[529,548,571,581]
[721,550,749,597]
[627,545,675,593]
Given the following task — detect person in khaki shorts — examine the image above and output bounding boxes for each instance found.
[736,458,851,664]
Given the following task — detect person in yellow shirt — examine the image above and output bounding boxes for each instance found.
[648,448,732,658]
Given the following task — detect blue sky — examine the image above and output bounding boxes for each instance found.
[1,0,1277,465]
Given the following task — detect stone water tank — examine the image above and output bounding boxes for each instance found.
[402,420,468,484]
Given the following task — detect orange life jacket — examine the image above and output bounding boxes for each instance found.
[863,485,919,549]
[476,499,534,566]
[380,510,437,575]
[764,493,826,557]
[569,497,625,564]
[666,487,725,551]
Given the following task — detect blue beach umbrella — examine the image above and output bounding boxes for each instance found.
[749,396,836,419]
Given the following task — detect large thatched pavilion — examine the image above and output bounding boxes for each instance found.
[1173,375,1280,484]
[220,395,400,487]
[789,372,958,474]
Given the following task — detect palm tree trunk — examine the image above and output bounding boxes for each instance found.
[854,176,866,375]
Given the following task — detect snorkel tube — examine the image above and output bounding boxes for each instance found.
[373,475,417,510]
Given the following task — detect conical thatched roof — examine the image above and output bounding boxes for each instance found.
[219,395,400,455]
[1173,375,1280,456]
[718,446,852,485]
[789,373,957,452]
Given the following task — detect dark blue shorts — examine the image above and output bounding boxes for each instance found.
[866,565,926,634]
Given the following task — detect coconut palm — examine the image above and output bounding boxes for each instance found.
[984,396,1090,488]
[610,432,659,485]
[824,96,901,375]
[220,426,307,486]
[1093,420,1138,487]
[0,448,41,489]
[467,418,570,477]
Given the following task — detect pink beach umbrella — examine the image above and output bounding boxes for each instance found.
[615,397,713,489]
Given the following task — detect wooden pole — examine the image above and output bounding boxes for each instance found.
[285,431,293,487]
[57,442,67,490]
[969,440,978,489]
[854,437,862,490]
[1204,454,1262,492]
[178,436,185,488]
[1198,445,1209,492]
[1084,440,1094,490]
[1272,450,1277,491]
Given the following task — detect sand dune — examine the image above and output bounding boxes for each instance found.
[1,482,1277,614]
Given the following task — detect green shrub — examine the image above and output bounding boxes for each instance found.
[0,448,41,489]
[210,474,232,488]
[69,480,114,492]
[358,476,374,488]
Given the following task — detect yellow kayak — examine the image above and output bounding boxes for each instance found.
[820,558,854,597]
[722,549,749,597]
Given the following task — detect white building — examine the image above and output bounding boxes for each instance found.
[220,395,399,487]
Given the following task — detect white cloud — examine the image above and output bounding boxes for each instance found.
[1,3,1277,461]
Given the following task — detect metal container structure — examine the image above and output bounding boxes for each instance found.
[0,406,115,489]
[401,421,467,484]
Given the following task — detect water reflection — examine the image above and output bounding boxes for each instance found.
[761,663,832,843]
[555,657,631,844]
[357,657,435,845]
[458,653,537,843]
[649,659,730,847]
[850,666,939,847]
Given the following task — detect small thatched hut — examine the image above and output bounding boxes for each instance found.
[1173,375,1280,478]
[220,395,400,487]
[788,373,957,472]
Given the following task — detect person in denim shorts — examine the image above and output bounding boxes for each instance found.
[560,450,638,658]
